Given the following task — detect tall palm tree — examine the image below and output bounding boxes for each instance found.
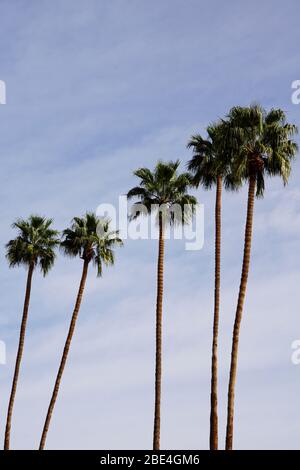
[39,213,123,450]
[187,122,240,450]
[225,105,298,450]
[127,160,197,450]
[4,215,59,450]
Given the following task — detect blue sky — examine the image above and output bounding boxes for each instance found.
[0,0,300,449]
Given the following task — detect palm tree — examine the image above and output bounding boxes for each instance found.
[39,213,122,449]
[4,215,59,450]
[225,105,298,450]
[127,160,197,450]
[187,122,240,450]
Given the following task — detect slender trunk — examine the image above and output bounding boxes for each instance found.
[153,214,164,450]
[209,176,222,450]
[4,263,34,450]
[225,176,256,450]
[39,260,89,450]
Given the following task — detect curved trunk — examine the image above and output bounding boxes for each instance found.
[210,176,222,450]
[225,176,256,450]
[4,263,34,450]
[153,214,164,450]
[39,259,89,450]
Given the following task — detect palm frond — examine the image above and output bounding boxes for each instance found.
[6,216,59,275]
[128,160,197,228]
[61,213,123,276]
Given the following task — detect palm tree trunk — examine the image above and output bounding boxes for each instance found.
[4,262,34,450]
[39,259,89,450]
[153,214,164,450]
[210,176,222,450]
[225,176,256,450]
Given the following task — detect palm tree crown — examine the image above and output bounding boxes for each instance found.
[187,121,242,191]
[227,104,298,195]
[6,215,60,275]
[127,160,197,226]
[61,212,123,276]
